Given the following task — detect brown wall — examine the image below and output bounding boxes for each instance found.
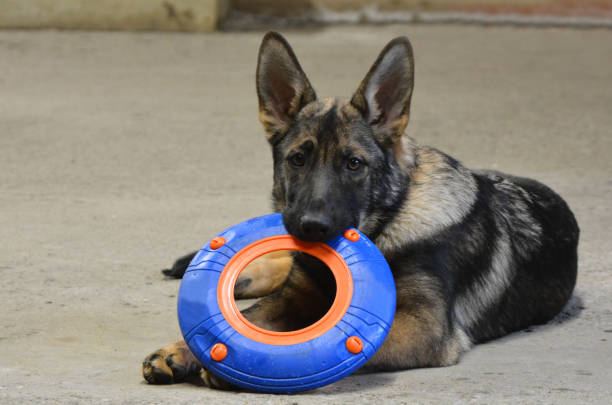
[0,0,230,31]
[233,0,612,17]
[1,0,611,31]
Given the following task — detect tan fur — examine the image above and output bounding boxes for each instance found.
[298,97,335,119]
[199,368,235,390]
[337,101,362,122]
[241,263,333,332]
[393,134,418,171]
[235,251,293,299]
[142,341,201,384]
[142,340,235,389]
[284,134,318,157]
[281,97,337,157]
[258,109,285,140]
[375,145,477,254]
[362,273,469,371]
[142,261,331,388]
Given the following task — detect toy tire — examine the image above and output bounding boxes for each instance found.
[177,213,395,393]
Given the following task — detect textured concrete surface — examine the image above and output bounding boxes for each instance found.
[0,25,611,404]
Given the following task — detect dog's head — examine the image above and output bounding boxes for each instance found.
[256,32,414,242]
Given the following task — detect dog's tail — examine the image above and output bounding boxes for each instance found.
[161,251,197,278]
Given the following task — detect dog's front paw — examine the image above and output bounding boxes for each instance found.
[142,341,200,384]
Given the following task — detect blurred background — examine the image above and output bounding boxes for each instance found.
[2,0,612,30]
[1,1,611,404]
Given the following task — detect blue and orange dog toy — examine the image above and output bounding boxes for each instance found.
[177,213,395,393]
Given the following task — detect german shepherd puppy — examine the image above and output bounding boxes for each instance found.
[143,32,579,388]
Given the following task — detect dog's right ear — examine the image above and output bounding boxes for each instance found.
[256,32,317,144]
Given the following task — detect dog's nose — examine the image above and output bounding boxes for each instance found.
[299,215,331,241]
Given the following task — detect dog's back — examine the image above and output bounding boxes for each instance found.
[462,169,578,341]
[373,141,578,346]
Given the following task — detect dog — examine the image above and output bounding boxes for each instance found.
[142,31,579,388]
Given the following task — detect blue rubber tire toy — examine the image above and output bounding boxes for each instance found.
[177,213,395,393]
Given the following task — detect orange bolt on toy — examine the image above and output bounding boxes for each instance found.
[210,343,228,361]
[210,237,226,250]
[345,336,363,354]
[343,229,360,242]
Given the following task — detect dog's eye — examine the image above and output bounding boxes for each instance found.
[290,152,306,167]
[347,157,362,171]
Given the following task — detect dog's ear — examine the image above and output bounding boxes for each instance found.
[350,37,414,147]
[256,32,317,143]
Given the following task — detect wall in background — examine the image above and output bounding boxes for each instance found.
[0,0,230,31]
[1,0,611,31]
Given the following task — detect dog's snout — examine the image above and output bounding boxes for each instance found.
[300,215,331,241]
[309,198,326,211]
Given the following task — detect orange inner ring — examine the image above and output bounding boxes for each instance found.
[217,235,353,345]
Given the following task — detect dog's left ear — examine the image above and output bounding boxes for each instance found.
[256,32,317,144]
[350,37,414,146]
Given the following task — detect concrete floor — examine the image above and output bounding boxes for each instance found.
[0,25,611,404]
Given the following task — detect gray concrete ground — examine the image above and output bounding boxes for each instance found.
[0,25,611,404]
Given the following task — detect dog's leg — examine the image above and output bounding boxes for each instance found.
[143,341,199,384]
[143,264,330,388]
[361,311,469,371]
[234,251,293,299]
[239,263,333,331]
[163,251,292,299]
[360,272,471,372]
[142,340,236,389]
